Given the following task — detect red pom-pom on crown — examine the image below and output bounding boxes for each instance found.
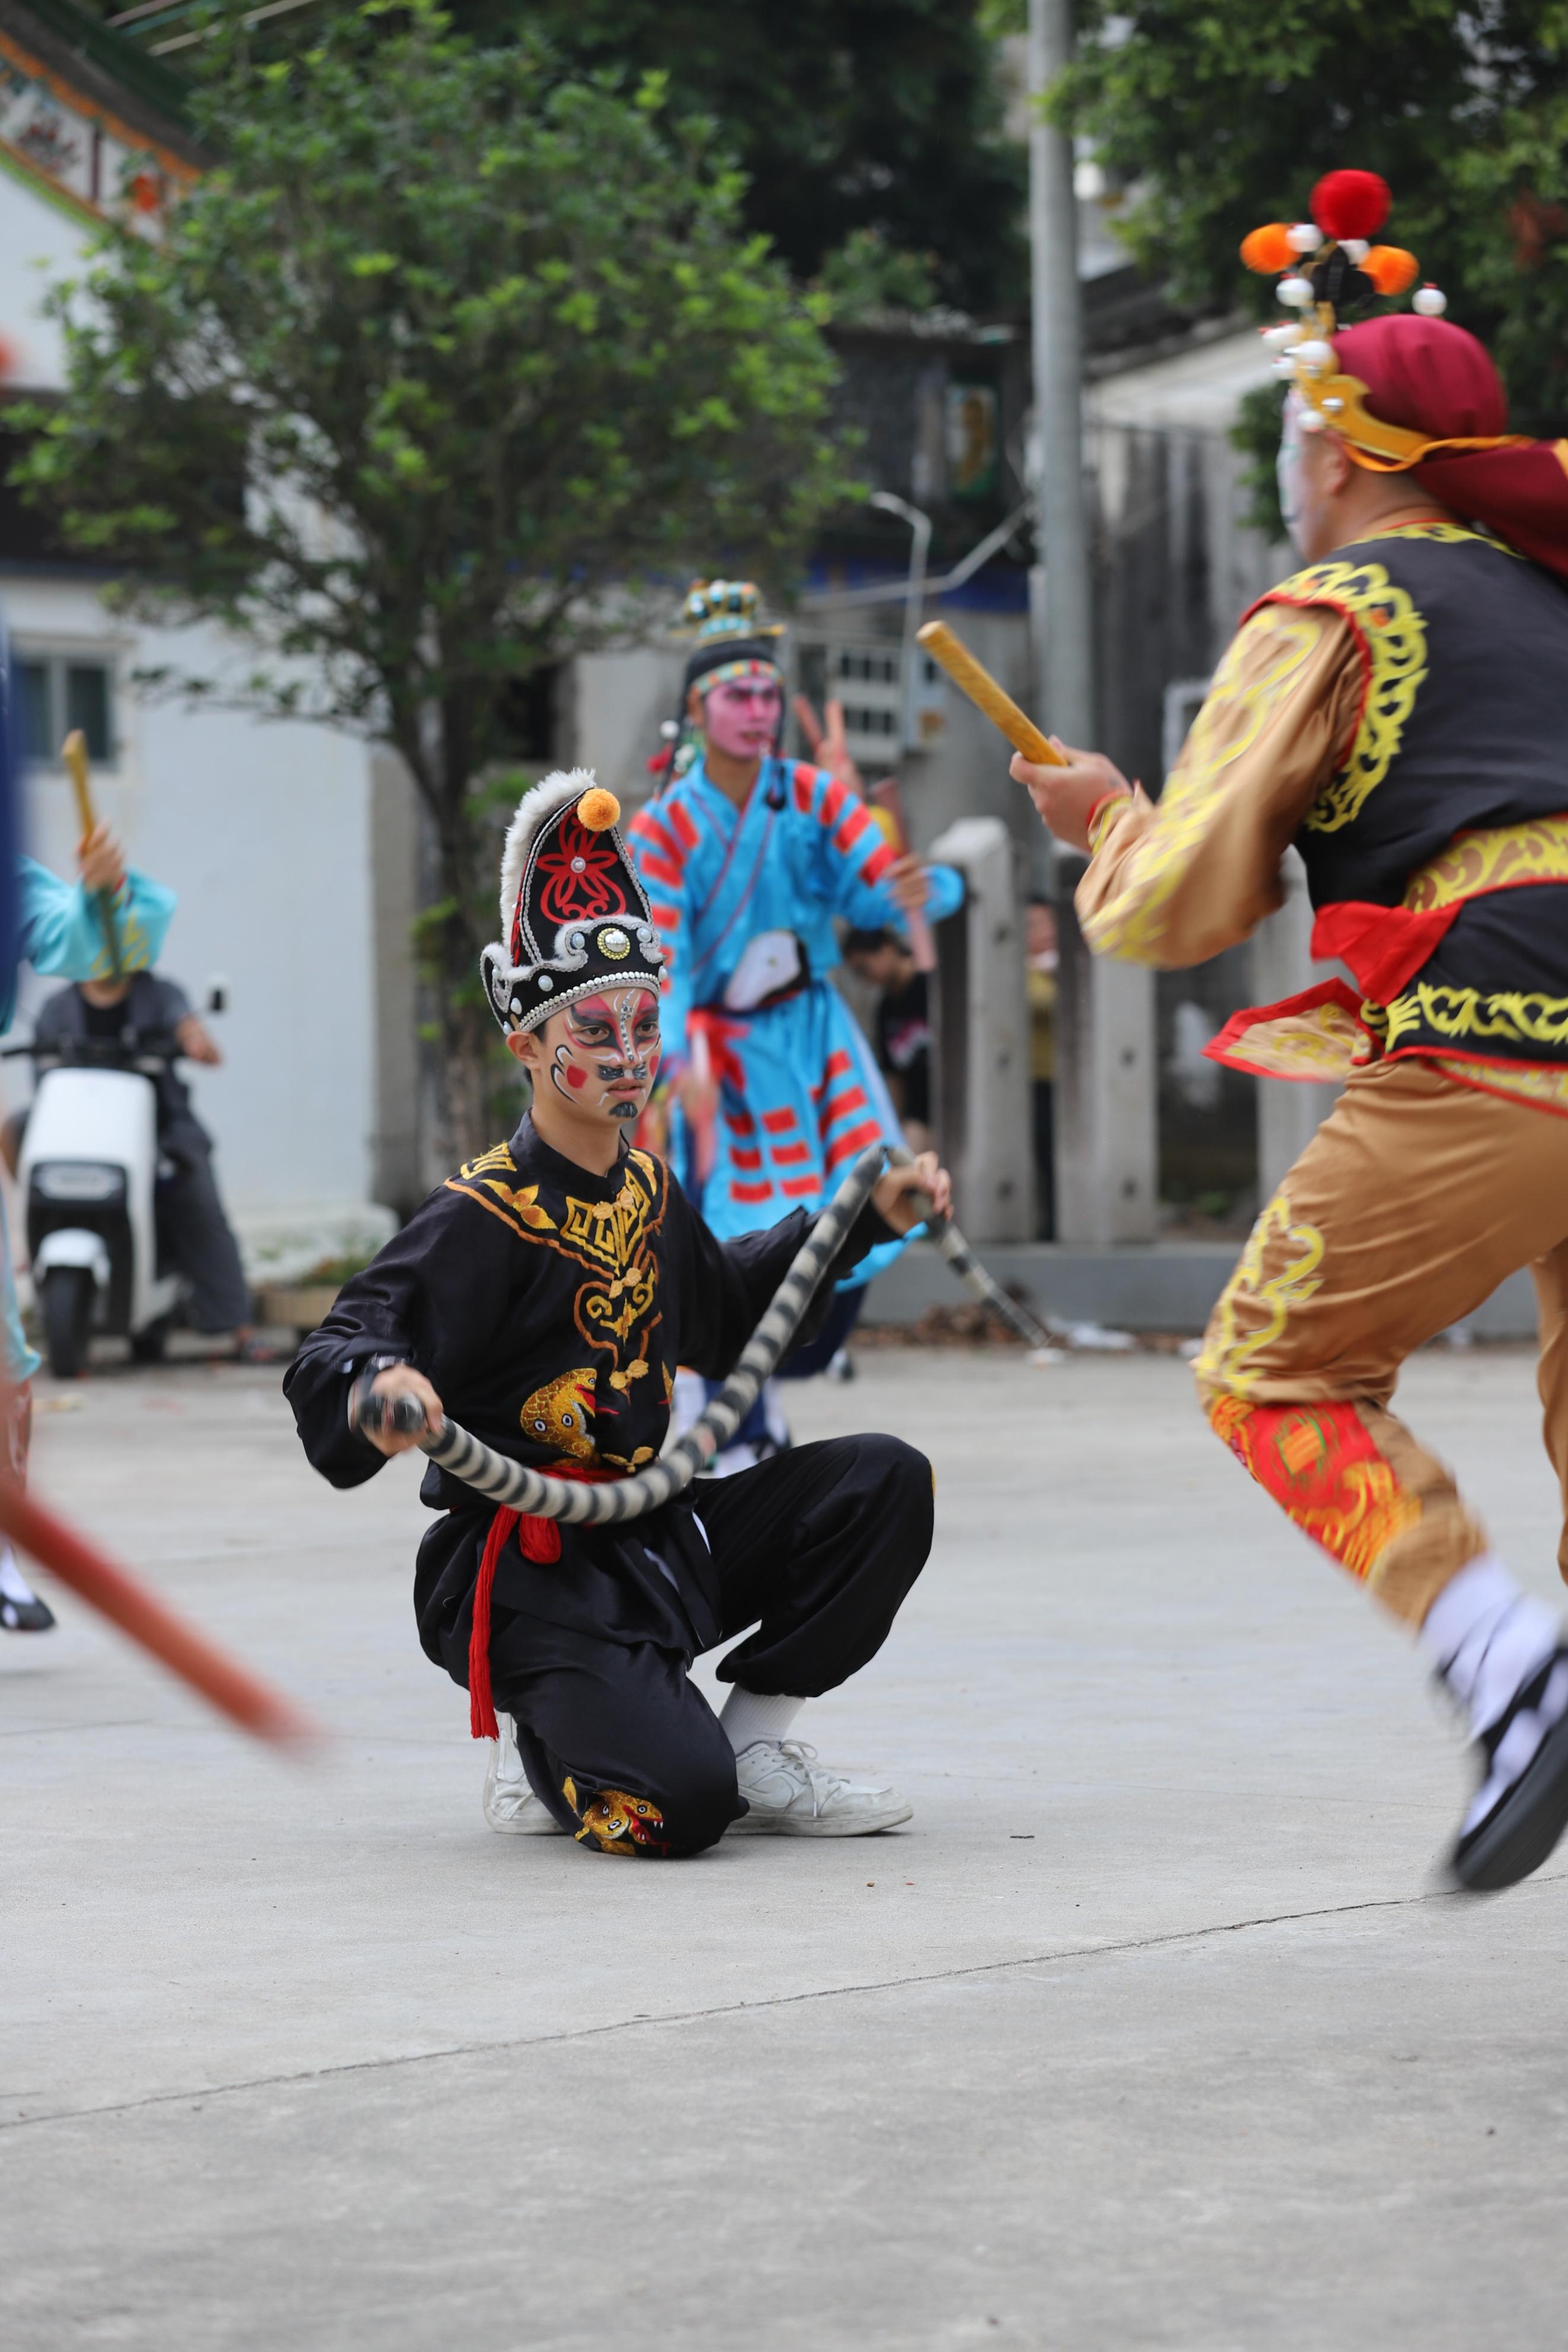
[1311,170,1391,243]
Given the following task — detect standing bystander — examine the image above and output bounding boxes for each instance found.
[1025,895,1058,1239]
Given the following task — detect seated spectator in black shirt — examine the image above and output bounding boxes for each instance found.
[29,972,259,1351]
[841,927,933,1156]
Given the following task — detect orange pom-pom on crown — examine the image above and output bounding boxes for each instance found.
[1241,222,1297,275]
[1311,169,1391,243]
[1363,244,1419,295]
[575,787,621,832]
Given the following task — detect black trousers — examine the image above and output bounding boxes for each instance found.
[1032,1079,1057,1241]
[489,1433,933,1858]
[155,1154,252,1332]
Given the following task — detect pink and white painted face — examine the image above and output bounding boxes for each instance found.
[701,675,784,762]
[544,987,661,1123]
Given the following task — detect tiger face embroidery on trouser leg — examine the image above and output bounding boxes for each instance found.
[562,1773,672,1856]
[1207,1394,1421,1582]
[1193,1183,1472,1613]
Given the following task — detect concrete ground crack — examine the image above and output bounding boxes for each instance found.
[8,1871,1559,2137]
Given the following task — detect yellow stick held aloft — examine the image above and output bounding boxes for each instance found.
[61,727,96,837]
[61,727,125,978]
[915,621,1067,769]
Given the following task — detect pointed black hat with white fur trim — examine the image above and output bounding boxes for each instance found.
[481,768,666,1035]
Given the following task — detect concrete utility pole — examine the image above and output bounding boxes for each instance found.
[1026,0,1157,1244]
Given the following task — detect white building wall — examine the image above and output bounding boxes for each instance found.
[0,139,393,1255]
[6,585,379,1218]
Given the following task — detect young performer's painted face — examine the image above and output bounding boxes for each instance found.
[697,676,784,763]
[542,988,661,1123]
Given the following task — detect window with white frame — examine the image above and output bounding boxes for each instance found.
[14,653,117,768]
[794,638,947,764]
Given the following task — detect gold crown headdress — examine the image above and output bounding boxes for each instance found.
[1241,171,1464,470]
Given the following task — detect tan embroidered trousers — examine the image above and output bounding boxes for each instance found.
[1194,1058,1568,1626]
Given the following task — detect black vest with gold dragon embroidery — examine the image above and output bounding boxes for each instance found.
[1257,522,1568,1067]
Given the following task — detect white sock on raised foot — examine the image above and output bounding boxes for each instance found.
[1418,1553,1560,1737]
[0,1544,37,1607]
[719,1687,806,1756]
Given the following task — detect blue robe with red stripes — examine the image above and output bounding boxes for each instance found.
[626,756,962,1279]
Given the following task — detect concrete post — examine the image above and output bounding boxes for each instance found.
[1027,0,1157,1242]
[927,815,1033,1242]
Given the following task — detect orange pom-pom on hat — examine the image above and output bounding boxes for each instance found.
[1311,169,1391,243]
[1363,244,1420,296]
[575,786,621,832]
[1241,222,1297,275]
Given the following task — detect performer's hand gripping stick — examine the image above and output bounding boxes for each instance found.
[352,1378,434,1442]
[914,621,1067,770]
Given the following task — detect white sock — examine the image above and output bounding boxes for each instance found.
[0,1544,37,1606]
[1420,1555,1559,1735]
[1420,1555,1567,1834]
[720,1688,806,1755]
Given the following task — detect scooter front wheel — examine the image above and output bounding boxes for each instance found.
[42,1266,94,1380]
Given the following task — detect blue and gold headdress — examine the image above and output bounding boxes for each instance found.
[651,578,787,789]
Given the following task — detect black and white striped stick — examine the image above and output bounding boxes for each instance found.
[917,1204,1060,1355]
[364,1142,893,1524]
[357,1142,1060,1524]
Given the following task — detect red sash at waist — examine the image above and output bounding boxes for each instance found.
[468,1463,625,1741]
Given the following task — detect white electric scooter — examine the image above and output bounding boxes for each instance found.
[12,1030,190,1377]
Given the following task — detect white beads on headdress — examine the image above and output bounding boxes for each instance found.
[1413,284,1448,316]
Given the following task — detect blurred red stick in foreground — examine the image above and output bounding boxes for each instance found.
[0,1476,319,1751]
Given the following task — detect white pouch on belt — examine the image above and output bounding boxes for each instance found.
[722,930,803,1011]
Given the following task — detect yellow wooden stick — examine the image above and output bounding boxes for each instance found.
[61,727,95,837]
[61,727,124,977]
[915,620,1068,768]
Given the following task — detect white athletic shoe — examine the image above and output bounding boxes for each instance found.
[482,1717,565,1835]
[729,1739,912,1837]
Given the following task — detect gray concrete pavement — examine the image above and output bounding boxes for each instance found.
[5,1344,1568,2348]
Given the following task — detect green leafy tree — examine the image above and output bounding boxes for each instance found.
[1055,2,1568,444]
[86,0,1028,314]
[11,1,853,1156]
[446,2,1028,313]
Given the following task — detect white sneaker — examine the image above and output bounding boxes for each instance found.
[482,1717,565,1835]
[729,1739,912,1837]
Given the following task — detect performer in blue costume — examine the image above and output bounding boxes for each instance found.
[627,580,962,1464]
[0,829,174,1629]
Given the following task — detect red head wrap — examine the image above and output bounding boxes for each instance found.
[1331,314,1568,581]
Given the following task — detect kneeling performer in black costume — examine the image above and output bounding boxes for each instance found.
[285,771,942,1854]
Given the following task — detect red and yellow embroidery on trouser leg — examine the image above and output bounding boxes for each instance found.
[1194,1161,1490,1625]
[1207,1394,1421,1584]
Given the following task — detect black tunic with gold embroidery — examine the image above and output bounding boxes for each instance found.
[284,1116,892,1679]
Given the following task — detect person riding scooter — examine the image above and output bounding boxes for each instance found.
[26,969,257,1358]
[0,824,176,1628]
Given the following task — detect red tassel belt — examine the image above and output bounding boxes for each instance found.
[468,1464,624,1741]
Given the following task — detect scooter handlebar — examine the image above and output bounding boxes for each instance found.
[5,1035,187,1065]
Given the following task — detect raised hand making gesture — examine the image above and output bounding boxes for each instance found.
[792,694,864,800]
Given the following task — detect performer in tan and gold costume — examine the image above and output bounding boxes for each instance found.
[1015,170,1568,1890]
